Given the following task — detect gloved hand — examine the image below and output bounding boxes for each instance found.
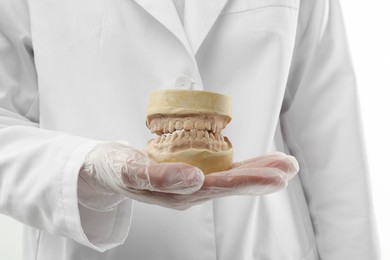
[79,141,298,210]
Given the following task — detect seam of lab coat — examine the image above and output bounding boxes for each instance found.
[211,200,219,260]
[13,0,37,119]
[300,246,319,260]
[34,230,41,260]
[98,0,107,48]
[279,114,324,259]
[21,86,39,119]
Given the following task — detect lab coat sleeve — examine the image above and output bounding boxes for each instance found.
[0,1,132,252]
[280,0,379,259]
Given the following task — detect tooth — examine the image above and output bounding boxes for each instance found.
[223,142,229,150]
[222,120,228,129]
[212,122,217,133]
[169,121,175,133]
[210,133,216,140]
[184,131,190,139]
[197,130,205,139]
[163,124,169,133]
[178,130,184,140]
[195,120,205,130]
[171,131,178,141]
[219,121,225,131]
[215,133,221,141]
[216,121,223,133]
[175,120,183,130]
[204,131,209,139]
[205,120,211,131]
[190,129,197,139]
[161,135,166,142]
[157,123,163,134]
[155,136,161,143]
[151,124,157,133]
[183,120,193,130]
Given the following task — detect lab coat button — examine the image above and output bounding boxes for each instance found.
[175,75,192,89]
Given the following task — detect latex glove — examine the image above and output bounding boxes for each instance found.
[79,141,298,210]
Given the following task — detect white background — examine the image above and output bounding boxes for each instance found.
[341,1,390,259]
[0,1,389,259]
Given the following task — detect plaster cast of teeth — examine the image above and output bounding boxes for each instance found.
[175,121,183,130]
[145,89,233,174]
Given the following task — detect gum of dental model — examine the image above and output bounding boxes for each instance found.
[146,89,233,174]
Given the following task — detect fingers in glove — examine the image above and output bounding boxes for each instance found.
[232,152,285,168]
[233,153,299,180]
[147,163,205,194]
[122,162,204,195]
[202,167,287,192]
[149,169,288,207]
[122,167,287,210]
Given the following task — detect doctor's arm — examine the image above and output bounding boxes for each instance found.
[280,0,379,259]
[0,1,138,252]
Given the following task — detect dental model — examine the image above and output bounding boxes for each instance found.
[146,89,233,174]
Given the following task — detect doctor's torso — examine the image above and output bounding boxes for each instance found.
[25,0,318,259]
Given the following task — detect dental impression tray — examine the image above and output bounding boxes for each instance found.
[146,89,233,174]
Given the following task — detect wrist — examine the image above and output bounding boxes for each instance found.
[78,167,127,211]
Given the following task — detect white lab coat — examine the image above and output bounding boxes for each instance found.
[0,0,379,259]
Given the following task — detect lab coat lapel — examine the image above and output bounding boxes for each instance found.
[185,0,229,54]
[133,0,229,55]
[133,0,193,55]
